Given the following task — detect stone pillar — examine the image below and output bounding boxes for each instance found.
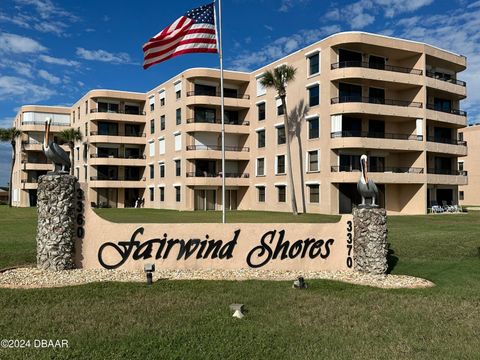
[353,207,388,274]
[36,174,77,270]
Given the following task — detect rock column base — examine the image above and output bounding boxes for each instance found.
[353,207,388,274]
[36,174,77,270]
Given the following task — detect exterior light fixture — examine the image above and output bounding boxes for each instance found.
[292,276,308,289]
[144,263,155,285]
[229,304,245,319]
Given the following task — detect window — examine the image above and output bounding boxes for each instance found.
[175,159,181,176]
[459,191,464,201]
[277,125,286,145]
[257,129,265,148]
[276,155,285,174]
[159,90,165,106]
[160,187,165,202]
[256,158,265,176]
[75,167,79,178]
[175,186,181,202]
[174,81,182,99]
[174,133,181,151]
[256,75,266,96]
[277,185,286,202]
[150,119,155,134]
[98,102,118,113]
[78,106,80,119]
[149,96,155,112]
[148,141,155,157]
[160,115,165,130]
[308,53,320,75]
[308,117,319,139]
[308,85,320,107]
[149,164,154,179]
[176,108,181,125]
[257,102,266,121]
[458,132,464,142]
[159,163,165,178]
[76,147,79,161]
[159,138,165,155]
[276,98,284,116]
[458,161,464,172]
[258,186,265,202]
[149,188,154,202]
[308,150,319,172]
[85,100,88,114]
[308,184,319,203]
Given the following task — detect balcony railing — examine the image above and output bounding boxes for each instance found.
[331,166,424,174]
[186,118,250,126]
[426,104,467,116]
[90,176,146,181]
[21,139,42,145]
[186,144,250,152]
[186,172,250,178]
[427,168,467,176]
[186,91,250,99]
[331,96,422,108]
[330,131,422,141]
[90,154,146,159]
[331,61,423,75]
[426,71,466,87]
[426,136,467,146]
[89,131,146,137]
[21,121,70,126]
[90,109,146,115]
[21,179,39,183]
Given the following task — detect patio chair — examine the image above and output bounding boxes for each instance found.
[442,201,455,212]
[431,201,444,213]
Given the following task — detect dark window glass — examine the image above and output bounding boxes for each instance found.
[150,119,155,134]
[277,101,284,116]
[160,164,165,178]
[309,85,319,106]
[126,104,140,114]
[175,186,181,202]
[258,187,265,202]
[175,160,181,176]
[258,130,265,148]
[160,115,165,130]
[277,185,286,202]
[149,188,154,201]
[176,108,181,125]
[257,158,265,176]
[277,155,285,174]
[149,165,154,179]
[309,185,319,203]
[195,107,216,123]
[308,117,319,139]
[309,53,319,75]
[258,103,266,120]
[277,126,286,144]
[160,187,165,202]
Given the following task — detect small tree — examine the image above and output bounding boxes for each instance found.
[58,128,83,176]
[0,128,22,207]
[260,64,298,215]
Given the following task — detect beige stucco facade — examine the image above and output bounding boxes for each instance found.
[459,125,480,206]
[11,31,469,214]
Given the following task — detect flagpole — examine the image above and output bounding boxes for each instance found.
[214,0,226,224]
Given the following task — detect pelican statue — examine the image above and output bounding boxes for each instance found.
[43,117,71,174]
[357,154,379,207]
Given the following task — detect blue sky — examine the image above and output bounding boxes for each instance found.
[0,0,479,186]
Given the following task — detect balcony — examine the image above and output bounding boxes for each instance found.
[186,91,250,100]
[89,131,146,145]
[427,169,467,176]
[426,72,466,87]
[331,166,424,174]
[186,145,249,152]
[90,108,146,115]
[331,96,422,108]
[426,168,468,185]
[89,154,146,166]
[89,131,145,137]
[426,104,467,117]
[331,131,421,141]
[185,172,250,187]
[89,175,146,188]
[21,121,70,126]
[90,176,146,181]
[426,137,466,146]
[331,61,422,75]
[185,91,250,109]
[186,118,250,126]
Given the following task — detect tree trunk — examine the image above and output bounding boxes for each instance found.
[281,96,298,215]
[8,141,15,207]
[69,143,74,176]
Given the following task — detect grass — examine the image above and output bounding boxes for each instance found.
[0,205,479,359]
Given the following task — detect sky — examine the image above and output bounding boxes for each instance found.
[0,0,479,186]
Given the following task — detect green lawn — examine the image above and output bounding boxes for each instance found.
[0,206,479,359]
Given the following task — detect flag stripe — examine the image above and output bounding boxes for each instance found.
[143,3,217,69]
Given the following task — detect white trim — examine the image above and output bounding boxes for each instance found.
[148,139,154,143]
[255,157,265,177]
[306,81,320,88]
[255,184,266,187]
[148,162,154,165]
[158,160,165,164]
[305,48,321,57]
[275,154,286,175]
[158,136,165,140]
[158,184,166,187]
[173,79,182,85]
[274,182,287,186]
[148,185,154,188]
[306,114,319,120]
[173,183,181,187]
[255,127,265,132]
[255,100,266,105]
[173,130,181,135]
[306,149,320,172]
[173,157,181,161]
[255,72,265,78]
[157,88,166,93]
[274,122,284,128]
[275,62,287,68]
[305,181,320,185]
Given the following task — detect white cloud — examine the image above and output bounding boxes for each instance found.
[229,25,341,71]
[39,55,79,67]
[0,117,14,128]
[279,0,310,12]
[77,81,85,87]
[76,47,132,64]
[375,0,434,18]
[0,33,46,54]
[0,59,34,78]
[14,0,78,21]
[0,76,55,102]
[468,0,480,8]
[264,25,274,31]
[38,70,61,85]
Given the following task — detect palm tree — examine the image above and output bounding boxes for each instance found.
[0,127,22,207]
[260,64,298,215]
[58,128,83,176]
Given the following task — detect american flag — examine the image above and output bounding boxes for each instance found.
[143,3,218,69]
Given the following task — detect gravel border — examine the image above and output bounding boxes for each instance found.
[0,267,434,289]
